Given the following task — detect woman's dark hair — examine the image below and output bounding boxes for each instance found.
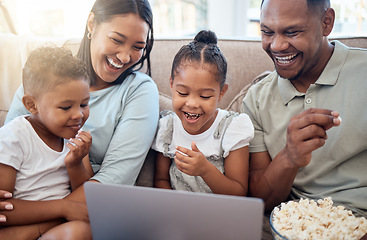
[77,0,154,86]
[170,30,227,89]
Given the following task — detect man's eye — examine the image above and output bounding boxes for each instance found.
[261,30,273,36]
[286,31,298,36]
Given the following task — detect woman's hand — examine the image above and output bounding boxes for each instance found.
[0,190,13,222]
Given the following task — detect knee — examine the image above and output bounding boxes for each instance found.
[41,221,91,240]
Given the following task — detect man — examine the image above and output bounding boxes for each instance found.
[242,0,367,212]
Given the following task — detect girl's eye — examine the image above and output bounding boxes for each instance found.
[81,104,89,108]
[201,96,212,99]
[59,106,71,111]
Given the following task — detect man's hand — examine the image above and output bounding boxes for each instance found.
[284,108,341,168]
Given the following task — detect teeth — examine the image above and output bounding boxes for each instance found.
[185,112,201,119]
[107,57,123,68]
[275,53,297,64]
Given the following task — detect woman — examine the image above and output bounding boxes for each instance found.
[1,0,158,239]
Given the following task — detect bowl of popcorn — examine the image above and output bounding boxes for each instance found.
[270,197,367,240]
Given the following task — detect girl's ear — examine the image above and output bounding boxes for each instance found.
[218,83,228,102]
[22,95,38,114]
[170,77,173,89]
[87,12,95,34]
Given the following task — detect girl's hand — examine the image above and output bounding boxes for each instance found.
[65,131,92,168]
[0,190,13,223]
[174,141,211,177]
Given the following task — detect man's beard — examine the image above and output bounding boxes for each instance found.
[275,64,303,81]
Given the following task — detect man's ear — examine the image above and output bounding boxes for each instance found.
[322,8,335,37]
[218,83,228,102]
[22,95,38,114]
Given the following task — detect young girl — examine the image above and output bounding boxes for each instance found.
[153,30,254,196]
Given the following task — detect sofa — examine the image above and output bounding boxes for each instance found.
[1,33,367,187]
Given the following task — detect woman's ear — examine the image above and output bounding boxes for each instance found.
[22,95,38,114]
[87,12,95,34]
[218,83,228,102]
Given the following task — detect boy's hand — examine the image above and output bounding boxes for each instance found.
[65,131,92,168]
[174,141,211,177]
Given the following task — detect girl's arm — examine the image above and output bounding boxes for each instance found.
[154,152,172,189]
[65,131,93,191]
[174,142,249,196]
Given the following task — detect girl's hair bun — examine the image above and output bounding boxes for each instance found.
[194,30,218,45]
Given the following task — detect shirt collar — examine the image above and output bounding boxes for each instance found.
[278,40,349,105]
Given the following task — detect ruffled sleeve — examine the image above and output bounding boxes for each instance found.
[151,111,174,154]
[222,113,254,158]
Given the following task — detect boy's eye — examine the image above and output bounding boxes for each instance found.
[59,106,71,111]
[177,91,188,96]
[81,104,89,108]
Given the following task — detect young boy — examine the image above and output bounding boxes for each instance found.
[0,46,93,237]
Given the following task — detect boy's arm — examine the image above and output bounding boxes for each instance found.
[154,152,172,189]
[65,131,93,191]
[66,154,94,191]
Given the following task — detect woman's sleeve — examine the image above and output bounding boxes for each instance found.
[222,113,254,158]
[5,85,29,124]
[151,113,171,153]
[91,77,159,185]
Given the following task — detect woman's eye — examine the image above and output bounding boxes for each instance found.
[111,38,122,44]
[133,46,144,51]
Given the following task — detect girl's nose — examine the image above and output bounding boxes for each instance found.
[185,96,199,108]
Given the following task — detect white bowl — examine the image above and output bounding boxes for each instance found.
[269,198,367,240]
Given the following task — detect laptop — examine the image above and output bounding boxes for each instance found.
[84,182,264,240]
